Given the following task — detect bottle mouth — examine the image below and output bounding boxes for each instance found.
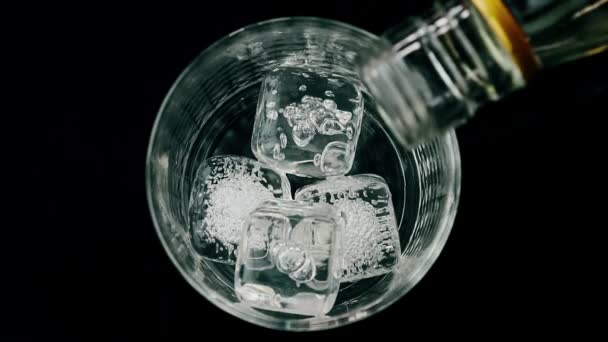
[358,1,529,150]
[358,41,438,149]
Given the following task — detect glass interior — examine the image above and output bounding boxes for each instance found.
[146,17,461,331]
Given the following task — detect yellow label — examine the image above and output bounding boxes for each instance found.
[471,0,541,80]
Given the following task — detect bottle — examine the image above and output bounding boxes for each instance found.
[359,0,608,148]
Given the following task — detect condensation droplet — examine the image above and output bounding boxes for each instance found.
[266,110,278,120]
[346,126,354,139]
[272,143,281,159]
[323,99,337,110]
[313,154,321,166]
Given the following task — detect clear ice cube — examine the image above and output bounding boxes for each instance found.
[251,66,364,178]
[295,174,400,282]
[235,199,344,316]
[188,155,291,264]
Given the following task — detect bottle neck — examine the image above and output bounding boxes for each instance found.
[359,1,529,148]
[505,0,608,68]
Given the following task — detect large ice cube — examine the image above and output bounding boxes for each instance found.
[295,174,400,281]
[235,199,344,316]
[188,155,291,264]
[251,66,364,178]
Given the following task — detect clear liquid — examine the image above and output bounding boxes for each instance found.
[185,83,413,317]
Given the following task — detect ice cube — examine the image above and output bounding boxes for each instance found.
[251,66,364,178]
[188,155,291,264]
[295,174,400,282]
[235,199,344,316]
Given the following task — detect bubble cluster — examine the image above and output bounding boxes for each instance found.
[279,96,354,148]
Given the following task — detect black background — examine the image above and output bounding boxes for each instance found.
[33,0,607,338]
